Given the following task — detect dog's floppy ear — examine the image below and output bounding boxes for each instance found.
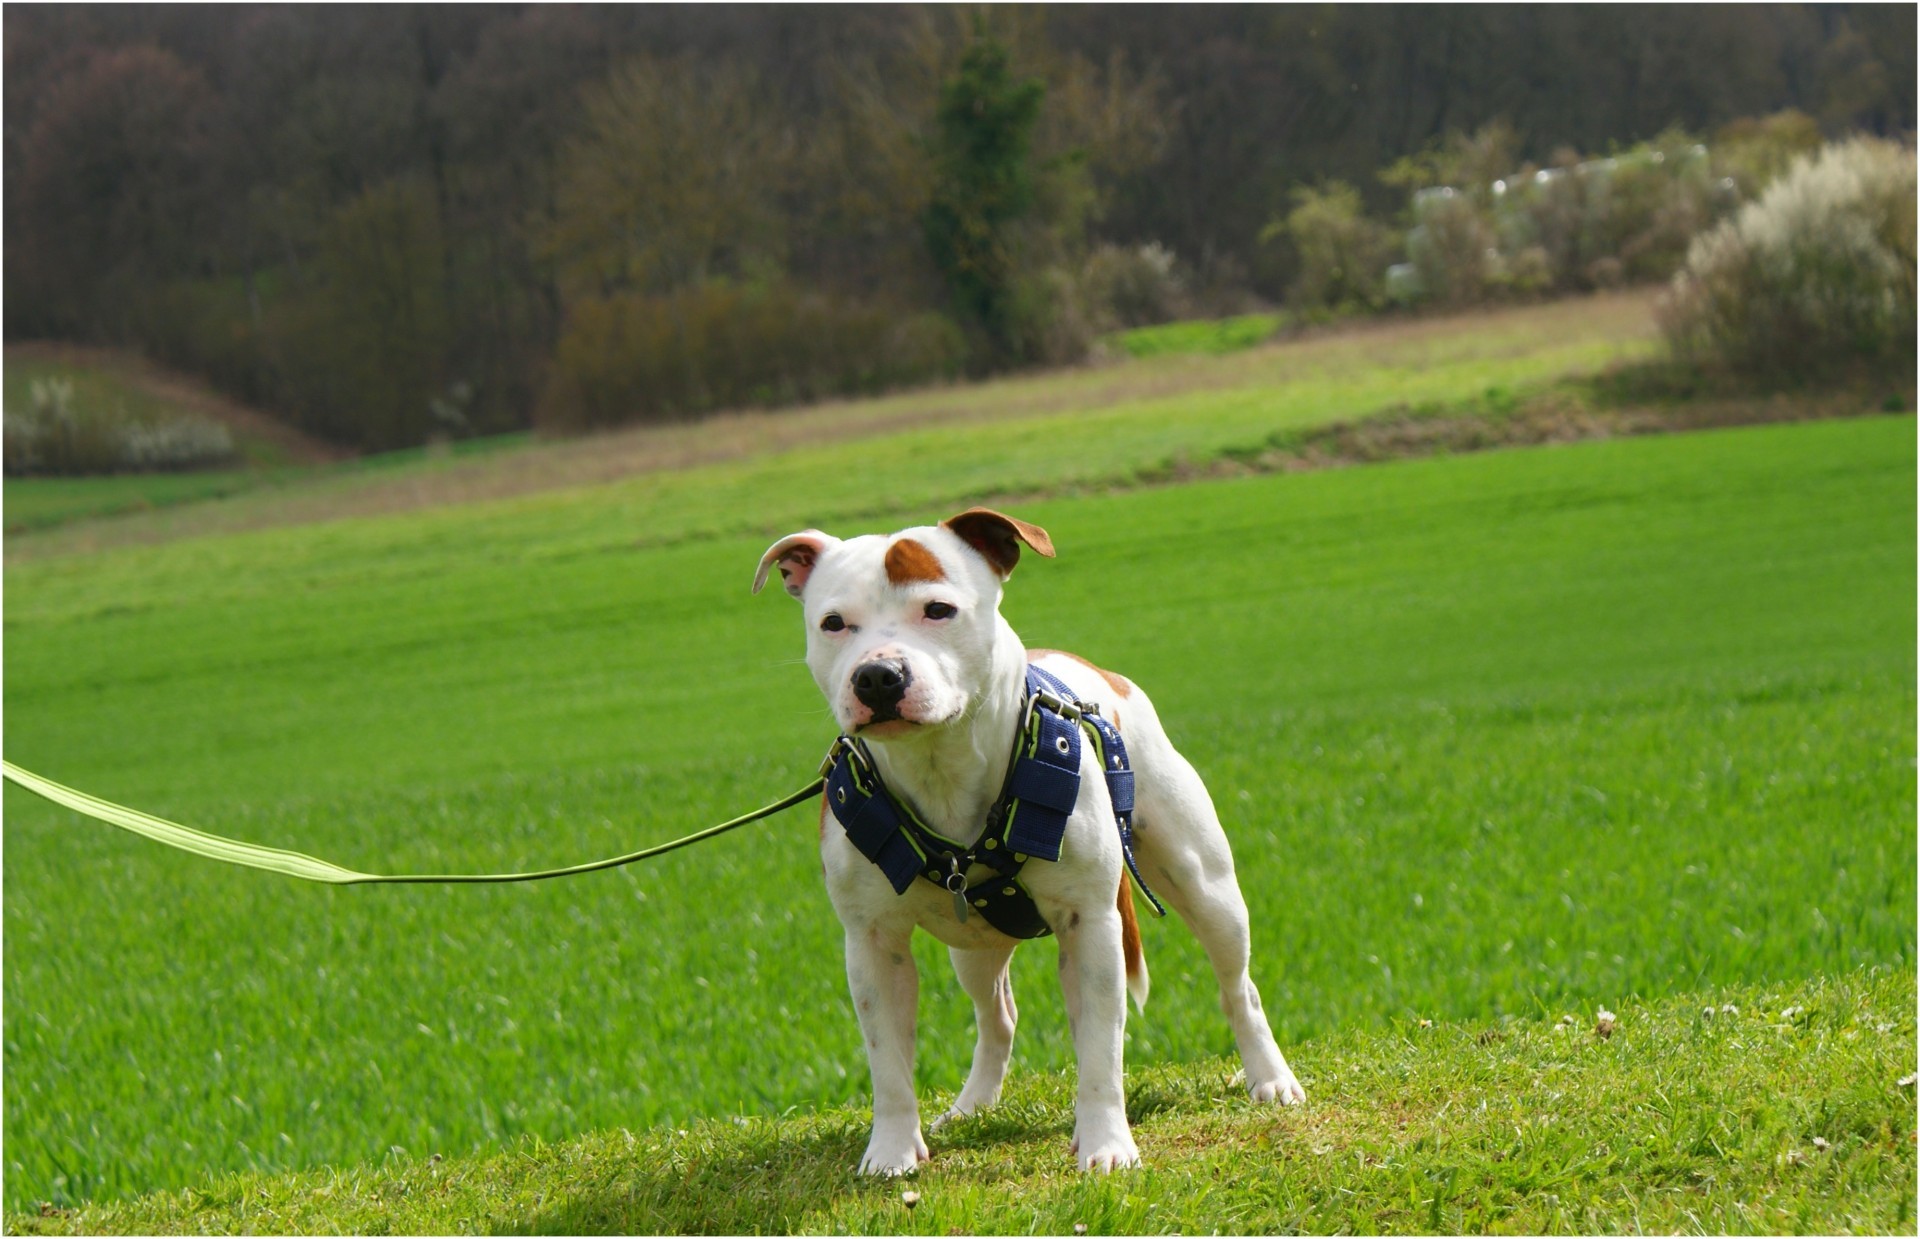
[753,530,838,597]
[941,507,1055,578]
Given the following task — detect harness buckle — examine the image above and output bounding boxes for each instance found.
[818,736,851,779]
[1029,689,1082,722]
[822,736,878,791]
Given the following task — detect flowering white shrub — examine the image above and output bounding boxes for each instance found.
[3,378,235,474]
[1660,137,1916,376]
[117,419,237,470]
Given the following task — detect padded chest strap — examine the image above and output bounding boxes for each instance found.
[823,744,924,896]
[999,667,1084,864]
[1024,666,1165,918]
[823,663,1166,939]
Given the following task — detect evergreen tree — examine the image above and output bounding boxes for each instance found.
[921,35,1046,368]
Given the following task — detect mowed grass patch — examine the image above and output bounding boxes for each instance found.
[0,332,1649,623]
[14,971,1914,1235]
[1111,311,1286,358]
[3,417,1913,1209]
[5,472,269,533]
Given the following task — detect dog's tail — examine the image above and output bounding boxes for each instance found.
[1119,873,1149,1013]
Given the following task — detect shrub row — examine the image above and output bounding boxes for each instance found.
[535,283,967,431]
[1401,140,1723,305]
[534,242,1198,431]
[1277,113,1828,313]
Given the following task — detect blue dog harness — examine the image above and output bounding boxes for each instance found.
[822,664,1167,939]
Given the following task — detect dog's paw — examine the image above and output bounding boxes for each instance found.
[1069,1126,1141,1173]
[857,1130,931,1177]
[930,1086,1001,1132]
[928,1106,970,1133]
[1250,1071,1306,1106]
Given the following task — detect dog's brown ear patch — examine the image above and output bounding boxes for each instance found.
[942,507,1055,577]
[884,537,947,587]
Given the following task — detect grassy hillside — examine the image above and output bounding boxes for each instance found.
[5,292,1656,558]
[4,401,1911,1217]
[13,971,1913,1235]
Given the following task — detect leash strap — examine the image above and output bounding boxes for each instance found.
[0,759,823,886]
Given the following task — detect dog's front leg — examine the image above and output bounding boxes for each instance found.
[1054,904,1140,1172]
[844,923,930,1175]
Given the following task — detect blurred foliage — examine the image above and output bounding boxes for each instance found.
[4,6,1913,447]
[922,36,1048,368]
[1714,109,1827,198]
[1268,183,1400,313]
[1073,242,1191,331]
[538,282,965,430]
[1661,137,1917,381]
[1306,116,1844,313]
[546,58,789,300]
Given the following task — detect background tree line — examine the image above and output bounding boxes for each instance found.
[6,4,1913,450]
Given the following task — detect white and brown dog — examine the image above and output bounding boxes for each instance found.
[754,507,1303,1175]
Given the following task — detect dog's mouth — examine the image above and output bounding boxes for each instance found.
[852,703,965,739]
[855,717,919,739]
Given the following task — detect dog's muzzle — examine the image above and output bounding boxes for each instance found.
[851,658,912,719]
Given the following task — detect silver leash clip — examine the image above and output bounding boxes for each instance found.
[945,857,970,924]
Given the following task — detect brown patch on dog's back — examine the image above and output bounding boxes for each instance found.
[1027,648,1134,698]
[884,537,946,587]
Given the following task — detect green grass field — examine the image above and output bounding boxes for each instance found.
[1111,312,1286,358]
[18,971,1912,1235]
[2,299,1912,1229]
[4,471,269,533]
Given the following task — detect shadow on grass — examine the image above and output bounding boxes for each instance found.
[497,1105,1078,1236]
[495,1119,865,1235]
[501,1068,1253,1234]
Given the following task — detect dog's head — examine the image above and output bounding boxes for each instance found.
[753,507,1054,740]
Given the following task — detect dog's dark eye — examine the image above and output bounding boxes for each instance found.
[819,613,847,633]
[923,601,958,621]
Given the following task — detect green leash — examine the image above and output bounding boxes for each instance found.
[0,759,825,886]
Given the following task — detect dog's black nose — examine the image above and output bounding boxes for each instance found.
[851,659,911,712]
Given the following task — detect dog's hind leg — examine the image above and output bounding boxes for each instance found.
[932,944,1018,1129]
[1131,745,1305,1106]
